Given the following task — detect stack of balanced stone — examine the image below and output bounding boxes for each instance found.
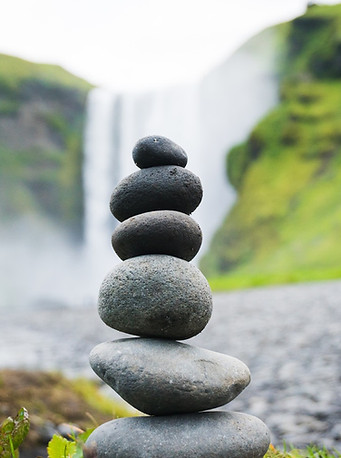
[85,136,270,457]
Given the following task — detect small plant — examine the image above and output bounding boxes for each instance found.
[0,408,30,458]
[47,427,94,458]
[264,444,341,458]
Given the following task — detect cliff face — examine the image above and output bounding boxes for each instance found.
[201,4,341,284]
[0,54,91,239]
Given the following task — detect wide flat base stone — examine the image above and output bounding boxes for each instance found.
[90,338,250,415]
[85,411,271,458]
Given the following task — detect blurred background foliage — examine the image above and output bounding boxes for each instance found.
[201,4,341,289]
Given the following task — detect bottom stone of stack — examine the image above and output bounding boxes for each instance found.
[84,411,270,458]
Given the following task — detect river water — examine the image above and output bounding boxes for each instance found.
[1,280,340,450]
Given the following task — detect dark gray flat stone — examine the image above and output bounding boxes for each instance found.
[110,166,202,222]
[89,338,251,415]
[85,411,270,458]
[132,135,188,168]
[98,255,212,340]
[111,210,202,261]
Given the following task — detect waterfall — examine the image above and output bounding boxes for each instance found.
[83,88,122,292]
[1,27,280,311]
[83,27,280,267]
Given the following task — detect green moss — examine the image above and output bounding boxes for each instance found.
[0,54,92,92]
[0,58,90,237]
[285,4,341,79]
[201,36,341,283]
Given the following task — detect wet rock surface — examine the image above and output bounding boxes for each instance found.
[132,135,188,169]
[98,255,212,340]
[85,412,270,458]
[2,280,340,449]
[111,210,202,261]
[109,166,203,221]
[90,338,251,415]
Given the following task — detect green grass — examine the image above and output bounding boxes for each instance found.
[265,444,341,457]
[208,267,341,292]
[201,4,341,287]
[201,79,341,283]
[0,53,92,91]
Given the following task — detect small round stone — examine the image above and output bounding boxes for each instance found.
[85,412,271,458]
[98,255,212,340]
[132,135,188,168]
[111,210,202,261]
[110,166,202,222]
[89,338,251,415]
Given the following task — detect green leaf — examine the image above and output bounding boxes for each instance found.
[72,427,95,458]
[77,428,95,444]
[10,408,30,450]
[0,419,14,435]
[47,435,77,458]
[0,408,30,457]
[72,445,84,458]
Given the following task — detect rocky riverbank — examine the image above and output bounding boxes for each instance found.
[1,280,340,450]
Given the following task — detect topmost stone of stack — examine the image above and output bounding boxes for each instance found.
[132,135,188,169]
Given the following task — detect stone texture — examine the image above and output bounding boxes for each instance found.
[111,210,202,261]
[85,411,270,458]
[110,166,202,222]
[89,338,251,415]
[132,135,188,168]
[98,255,212,339]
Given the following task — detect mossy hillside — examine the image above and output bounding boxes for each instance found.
[0,54,92,93]
[285,3,341,79]
[0,54,92,238]
[201,4,341,286]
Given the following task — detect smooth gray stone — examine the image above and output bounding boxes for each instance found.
[110,166,202,222]
[132,135,188,168]
[111,210,202,261]
[85,411,271,458]
[98,255,212,340]
[89,338,251,415]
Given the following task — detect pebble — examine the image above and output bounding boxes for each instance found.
[98,255,212,340]
[111,210,202,261]
[85,411,270,458]
[89,338,251,415]
[132,135,188,168]
[109,166,202,222]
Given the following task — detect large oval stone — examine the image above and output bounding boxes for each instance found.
[89,338,251,415]
[98,255,212,340]
[132,135,188,168]
[111,210,202,261]
[85,412,270,458]
[110,166,202,222]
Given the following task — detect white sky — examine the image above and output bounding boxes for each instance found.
[0,0,340,92]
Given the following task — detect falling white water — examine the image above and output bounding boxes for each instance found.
[83,88,121,291]
[82,27,280,275]
[0,27,281,311]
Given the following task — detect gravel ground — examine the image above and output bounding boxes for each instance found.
[1,280,340,450]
